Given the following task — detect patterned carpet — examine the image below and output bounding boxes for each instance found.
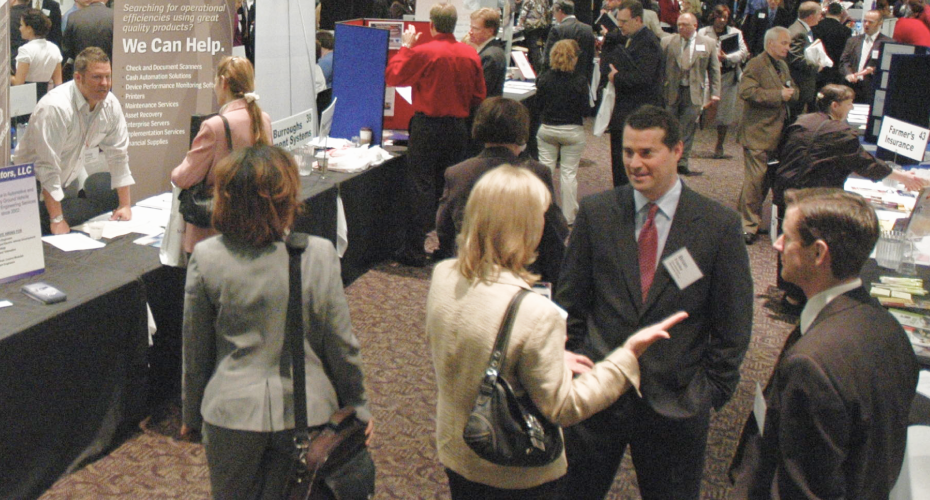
[40,119,797,499]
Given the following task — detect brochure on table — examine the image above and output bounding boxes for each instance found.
[0,164,44,284]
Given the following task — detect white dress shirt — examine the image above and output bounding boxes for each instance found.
[13,81,133,201]
[800,278,863,334]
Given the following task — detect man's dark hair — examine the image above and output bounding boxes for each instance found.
[472,97,530,145]
[827,2,844,15]
[785,188,879,280]
[619,0,644,19]
[623,105,681,150]
[430,3,458,33]
[74,47,110,74]
[318,31,334,51]
[555,0,576,15]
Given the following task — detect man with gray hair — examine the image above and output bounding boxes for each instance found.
[385,2,486,267]
[545,0,597,80]
[736,26,797,244]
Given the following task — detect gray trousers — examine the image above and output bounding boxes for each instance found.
[668,86,701,167]
[203,422,295,500]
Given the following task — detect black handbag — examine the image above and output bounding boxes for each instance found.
[462,289,564,467]
[177,115,232,228]
[282,233,376,500]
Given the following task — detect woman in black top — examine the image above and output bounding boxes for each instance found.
[535,39,589,225]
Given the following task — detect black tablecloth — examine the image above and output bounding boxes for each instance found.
[0,155,407,499]
[0,237,159,500]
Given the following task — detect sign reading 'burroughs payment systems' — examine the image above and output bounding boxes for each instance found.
[113,0,233,201]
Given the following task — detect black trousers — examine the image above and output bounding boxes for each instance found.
[558,392,711,500]
[446,468,563,500]
[401,114,468,255]
[38,172,119,234]
[609,127,630,187]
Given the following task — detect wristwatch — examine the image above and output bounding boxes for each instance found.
[50,215,65,224]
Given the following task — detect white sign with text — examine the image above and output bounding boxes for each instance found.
[0,164,44,284]
[878,116,930,162]
[271,108,317,150]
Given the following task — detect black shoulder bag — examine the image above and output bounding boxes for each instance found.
[462,289,564,467]
[178,115,232,228]
[282,233,376,500]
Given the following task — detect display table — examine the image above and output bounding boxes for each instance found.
[0,155,406,499]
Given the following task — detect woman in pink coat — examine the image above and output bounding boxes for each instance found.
[171,56,272,253]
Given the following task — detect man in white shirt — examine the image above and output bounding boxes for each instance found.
[839,9,892,103]
[14,47,134,234]
[729,188,918,499]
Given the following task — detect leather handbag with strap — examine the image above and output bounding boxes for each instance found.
[462,288,564,467]
[283,233,376,500]
[178,114,232,228]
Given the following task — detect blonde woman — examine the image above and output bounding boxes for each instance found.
[171,56,271,253]
[427,165,685,498]
[535,39,588,225]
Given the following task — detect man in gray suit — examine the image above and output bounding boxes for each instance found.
[787,1,823,117]
[661,12,721,176]
[729,188,918,499]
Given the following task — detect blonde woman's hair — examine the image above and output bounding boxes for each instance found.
[549,39,579,73]
[456,165,550,284]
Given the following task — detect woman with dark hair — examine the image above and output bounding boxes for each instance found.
[773,84,927,307]
[171,56,272,254]
[699,4,749,158]
[893,0,930,45]
[428,164,683,499]
[535,39,588,225]
[180,145,371,499]
[12,9,62,97]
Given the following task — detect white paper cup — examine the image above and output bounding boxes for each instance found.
[88,222,105,240]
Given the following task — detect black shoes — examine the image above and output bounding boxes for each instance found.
[678,165,703,176]
[743,232,758,245]
[394,248,428,268]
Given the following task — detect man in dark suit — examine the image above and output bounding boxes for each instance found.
[62,0,113,63]
[729,188,918,499]
[468,8,507,98]
[601,0,664,187]
[813,2,851,88]
[840,9,892,103]
[435,97,569,286]
[742,0,793,55]
[787,1,824,117]
[545,0,597,80]
[556,105,753,500]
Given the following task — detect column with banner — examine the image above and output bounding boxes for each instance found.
[113,0,234,201]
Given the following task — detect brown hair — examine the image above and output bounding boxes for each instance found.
[74,47,109,74]
[472,97,530,145]
[216,56,271,146]
[549,39,579,72]
[711,4,731,24]
[457,165,550,284]
[22,9,52,38]
[815,84,855,113]
[212,145,301,247]
[785,188,879,280]
[471,7,501,33]
[430,3,457,33]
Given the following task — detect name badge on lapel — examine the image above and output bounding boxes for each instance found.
[696,44,706,52]
[662,247,704,290]
[82,147,101,166]
[758,11,765,18]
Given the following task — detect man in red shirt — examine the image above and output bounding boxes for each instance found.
[385,3,486,267]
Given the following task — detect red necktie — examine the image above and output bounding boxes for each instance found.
[639,203,659,300]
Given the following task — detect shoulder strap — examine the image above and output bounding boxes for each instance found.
[285,232,310,432]
[483,289,534,384]
[219,114,233,150]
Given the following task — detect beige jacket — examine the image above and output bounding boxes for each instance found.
[427,259,641,490]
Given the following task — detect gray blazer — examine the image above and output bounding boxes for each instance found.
[182,235,370,433]
[661,32,722,107]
